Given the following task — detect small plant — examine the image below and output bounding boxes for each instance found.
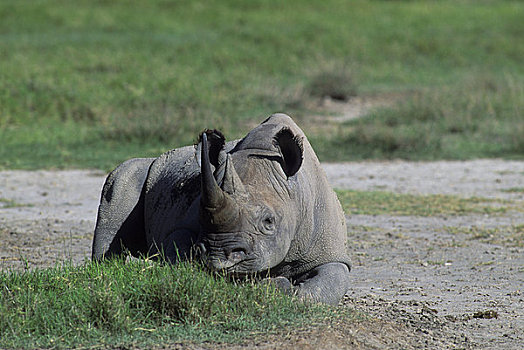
[308,69,358,102]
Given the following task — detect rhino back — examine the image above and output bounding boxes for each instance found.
[144,145,201,248]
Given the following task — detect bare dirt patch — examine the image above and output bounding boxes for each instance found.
[1,160,523,349]
[0,170,105,268]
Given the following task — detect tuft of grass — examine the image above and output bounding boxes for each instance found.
[307,68,358,101]
[0,259,341,349]
[0,198,31,209]
[501,187,524,193]
[335,189,514,216]
[444,225,524,247]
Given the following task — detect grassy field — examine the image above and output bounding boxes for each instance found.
[0,259,343,349]
[1,0,522,170]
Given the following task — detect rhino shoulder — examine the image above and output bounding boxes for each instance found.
[92,157,155,260]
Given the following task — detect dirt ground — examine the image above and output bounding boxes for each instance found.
[1,160,523,349]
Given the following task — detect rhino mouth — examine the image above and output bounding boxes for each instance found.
[199,238,256,272]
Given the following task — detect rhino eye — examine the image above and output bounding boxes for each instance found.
[260,215,276,234]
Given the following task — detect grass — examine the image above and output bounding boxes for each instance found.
[0,0,523,170]
[1,3,521,346]
[0,198,30,209]
[444,224,524,247]
[314,75,524,161]
[502,187,524,193]
[307,68,358,101]
[0,259,343,349]
[335,189,516,216]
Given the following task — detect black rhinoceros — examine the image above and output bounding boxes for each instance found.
[92,113,351,304]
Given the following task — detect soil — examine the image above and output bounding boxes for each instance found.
[1,160,523,349]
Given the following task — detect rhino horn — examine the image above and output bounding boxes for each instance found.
[200,133,239,226]
[221,154,247,196]
[201,132,225,209]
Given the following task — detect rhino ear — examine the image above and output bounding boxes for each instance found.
[274,128,303,177]
[197,129,226,168]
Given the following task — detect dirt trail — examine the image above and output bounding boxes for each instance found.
[1,160,523,349]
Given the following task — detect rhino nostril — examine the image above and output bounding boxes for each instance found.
[225,246,247,261]
[231,247,246,253]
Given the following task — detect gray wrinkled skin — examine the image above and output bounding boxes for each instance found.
[92,114,351,304]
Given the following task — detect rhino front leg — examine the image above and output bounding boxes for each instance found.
[293,262,351,305]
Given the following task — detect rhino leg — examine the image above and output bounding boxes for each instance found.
[293,262,351,305]
[92,158,154,261]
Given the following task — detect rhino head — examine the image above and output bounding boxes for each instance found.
[198,119,304,276]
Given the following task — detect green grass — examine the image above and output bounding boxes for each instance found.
[502,187,524,193]
[444,224,524,247]
[0,0,523,169]
[0,259,341,349]
[335,189,515,216]
[0,198,30,209]
[314,74,524,161]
